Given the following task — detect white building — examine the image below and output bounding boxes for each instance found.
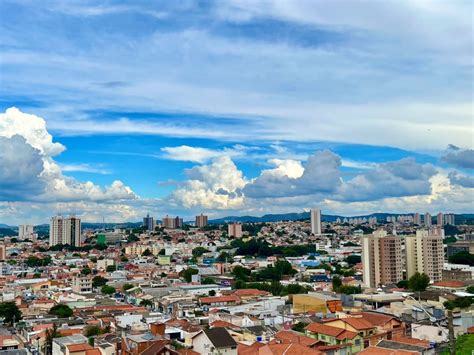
[18,224,35,240]
[406,229,444,282]
[192,328,237,355]
[49,216,81,247]
[310,208,322,235]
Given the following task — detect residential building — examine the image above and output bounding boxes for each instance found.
[71,276,92,294]
[195,214,208,228]
[310,208,322,235]
[406,229,444,282]
[162,215,176,229]
[413,213,422,225]
[0,243,6,261]
[447,241,474,258]
[293,293,342,314]
[436,213,443,226]
[49,216,81,247]
[192,328,237,355]
[305,322,364,353]
[424,213,432,227]
[18,224,34,239]
[362,230,403,288]
[175,216,183,229]
[143,214,155,231]
[444,213,455,226]
[228,223,242,238]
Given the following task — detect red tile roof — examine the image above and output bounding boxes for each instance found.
[305,323,358,340]
[432,281,465,288]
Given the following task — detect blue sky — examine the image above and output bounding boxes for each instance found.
[0,1,472,224]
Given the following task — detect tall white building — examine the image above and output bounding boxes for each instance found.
[49,216,81,247]
[18,224,35,240]
[424,213,432,227]
[310,208,322,235]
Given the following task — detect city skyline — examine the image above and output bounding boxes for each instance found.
[1,1,473,224]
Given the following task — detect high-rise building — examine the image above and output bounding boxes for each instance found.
[143,214,155,231]
[310,208,322,235]
[49,216,81,247]
[413,213,422,225]
[424,213,432,227]
[362,230,403,288]
[228,223,242,238]
[0,243,6,261]
[406,229,444,283]
[437,212,444,227]
[195,214,208,228]
[444,213,455,226]
[175,216,183,229]
[162,215,175,229]
[18,224,35,240]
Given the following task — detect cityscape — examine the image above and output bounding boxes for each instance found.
[0,1,473,355]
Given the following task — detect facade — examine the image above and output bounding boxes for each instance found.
[424,213,432,227]
[18,224,34,240]
[162,215,175,229]
[192,328,237,355]
[72,276,92,294]
[0,243,6,261]
[447,241,474,258]
[143,214,155,231]
[444,213,455,226]
[228,223,242,238]
[413,213,422,225]
[49,216,81,247]
[293,293,342,314]
[437,212,444,226]
[195,214,208,228]
[362,230,403,288]
[310,208,322,235]
[175,216,183,229]
[406,229,444,282]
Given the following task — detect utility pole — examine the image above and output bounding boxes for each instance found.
[447,309,455,355]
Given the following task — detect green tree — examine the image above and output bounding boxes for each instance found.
[140,299,153,307]
[332,276,342,292]
[106,264,117,272]
[0,302,22,325]
[397,280,409,289]
[449,251,474,266]
[49,304,73,318]
[84,325,101,337]
[181,268,199,282]
[101,285,116,295]
[123,283,134,292]
[192,247,209,257]
[81,267,92,275]
[208,290,216,296]
[142,249,152,256]
[345,255,361,266]
[466,285,474,294]
[232,265,251,281]
[43,323,60,355]
[408,272,430,299]
[92,276,108,288]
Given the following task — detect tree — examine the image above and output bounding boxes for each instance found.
[92,276,108,288]
[332,276,342,292]
[181,268,199,282]
[0,302,22,325]
[140,299,153,307]
[84,325,101,337]
[44,323,60,355]
[466,285,474,294]
[101,285,116,295]
[397,280,409,289]
[121,256,129,262]
[232,266,251,281]
[449,251,474,266]
[142,249,152,256]
[208,290,216,296]
[192,247,209,257]
[345,255,361,266]
[81,267,92,275]
[408,272,430,298]
[49,304,73,318]
[106,265,116,272]
[123,283,135,292]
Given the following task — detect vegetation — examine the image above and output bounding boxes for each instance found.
[408,272,430,293]
[443,297,474,310]
[231,238,318,257]
[345,255,361,266]
[140,299,153,307]
[234,280,311,296]
[0,302,22,325]
[449,251,474,266]
[106,264,117,272]
[49,304,73,318]
[26,256,51,267]
[397,280,409,289]
[443,236,457,244]
[101,285,116,295]
[192,247,210,257]
[181,267,199,282]
[291,322,306,333]
[44,323,60,355]
[92,276,108,288]
[81,267,92,275]
[466,285,474,294]
[142,249,152,256]
[122,283,135,291]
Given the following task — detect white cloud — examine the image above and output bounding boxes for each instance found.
[0,108,137,203]
[161,145,252,163]
[60,163,111,175]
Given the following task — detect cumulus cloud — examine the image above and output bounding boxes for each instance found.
[161,144,255,163]
[169,156,246,209]
[448,171,474,188]
[336,158,437,202]
[243,150,341,198]
[0,135,45,200]
[442,145,474,169]
[0,108,137,203]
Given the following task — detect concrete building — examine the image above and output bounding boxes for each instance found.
[437,212,443,226]
[413,213,422,225]
[444,213,455,226]
[18,224,34,240]
[447,241,474,258]
[228,223,242,238]
[0,243,6,261]
[310,208,322,235]
[362,230,403,288]
[195,213,208,228]
[143,214,154,231]
[72,276,92,294]
[162,215,175,229]
[49,216,81,247]
[406,229,444,283]
[424,213,432,227]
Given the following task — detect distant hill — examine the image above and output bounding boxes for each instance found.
[0,228,17,237]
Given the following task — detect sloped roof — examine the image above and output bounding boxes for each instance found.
[203,328,237,348]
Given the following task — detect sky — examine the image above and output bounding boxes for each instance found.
[0,0,473,225]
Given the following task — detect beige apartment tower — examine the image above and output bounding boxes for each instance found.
[362,230,403,288]
[406,229,444,283]
[195,213,208,228]
[228,222,243,238]
[49,216,81,247]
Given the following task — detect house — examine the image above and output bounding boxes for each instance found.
[192,328,237,355]
[293,293,342,314]
[232,289,270,301]
[239,342,324,354]
[200,295,241,307]
[322,317,377,346]
[305,322,364,353]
